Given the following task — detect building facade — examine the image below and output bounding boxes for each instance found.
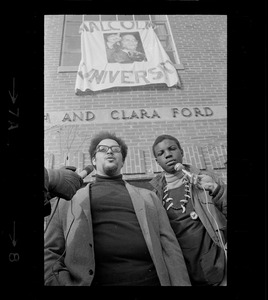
[44,15,227,187]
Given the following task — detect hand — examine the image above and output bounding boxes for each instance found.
[48,166,83,200]
[195,174,218,193]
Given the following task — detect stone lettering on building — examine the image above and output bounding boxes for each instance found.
[45,106,227,127]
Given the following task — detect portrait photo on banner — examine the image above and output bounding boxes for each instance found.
[104,32,147,64]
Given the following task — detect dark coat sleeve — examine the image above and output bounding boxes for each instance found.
[44,167,51,217]
[210,183,227,218]
[44,199,72,285]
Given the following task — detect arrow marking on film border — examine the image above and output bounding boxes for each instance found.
[9,221,17,247]
[9,77,18,104]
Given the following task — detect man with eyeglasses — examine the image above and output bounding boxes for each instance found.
[44,131,191,286]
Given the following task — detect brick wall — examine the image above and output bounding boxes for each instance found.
[45,15,227,183]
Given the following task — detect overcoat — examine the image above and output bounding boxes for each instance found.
[44,182,191,286]
[149,164,227,248]
[149,164,227,285]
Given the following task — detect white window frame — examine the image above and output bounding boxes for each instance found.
[58,15,184,73]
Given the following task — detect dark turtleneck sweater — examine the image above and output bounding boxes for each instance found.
[90,174,160,286]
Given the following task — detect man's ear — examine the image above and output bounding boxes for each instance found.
[92,157,96,166]
[181,150,184,157]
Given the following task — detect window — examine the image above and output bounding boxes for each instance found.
[59,15,184,72]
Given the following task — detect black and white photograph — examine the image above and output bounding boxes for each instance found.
[44,14,227,287]
[2,2,266,299]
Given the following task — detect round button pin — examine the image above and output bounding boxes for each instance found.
[190,211,198,219]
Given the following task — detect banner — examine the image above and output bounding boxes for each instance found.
[75,21,180,94]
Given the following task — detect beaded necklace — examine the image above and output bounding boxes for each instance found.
[162,175,198,220]
[162,176,191,213]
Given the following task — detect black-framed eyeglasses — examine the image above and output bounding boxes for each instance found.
[95,145,121,154]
